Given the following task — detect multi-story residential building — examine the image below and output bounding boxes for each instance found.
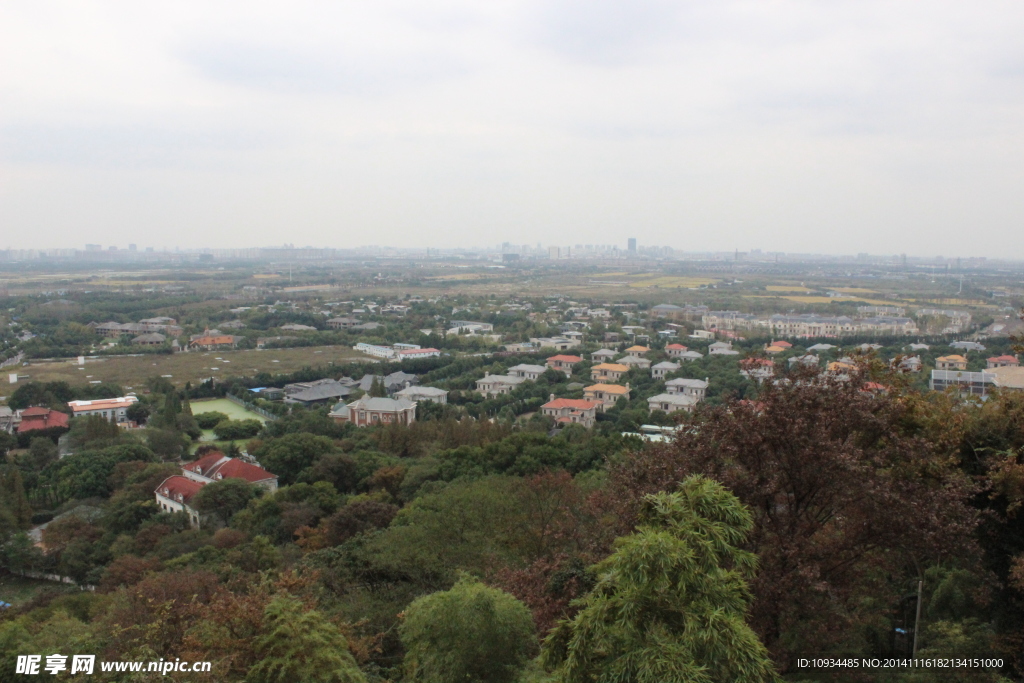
[448,325,495,337]
[665,343,688,358]
[354,342,397,359]
[858,317,919,335]
[858,306,905,316]
[652,304,710,320]
[132,333,166,346]
[330,396,417,426]
[156,452,278,528]
[917,309,972,334]
[67,396,138,423]
[989,366,1024,391]
[326,317,360,329]
[16,407,69,435]
[929,370,995,397]
[153,476,204,528]
[541,397,601,428]
[529,337,581,351]
[740,358,775,382]
[702,311,759,331]
[617,355,652,370]
[397,347,441,360]
[546,354,582,377]
[767,315,856,337]
[892,356,923,373]
[950,341,986,352]
[182,452,279,492]
[987,355,1020,369]
[591,348,618,362]
[624,345,650,357]
[651,361,680,378]
[936,355,968,371]
[665,378,708,401]
[583,383,630,410]
[91,319,184,337]
[508,364,547,380]
[475,373,527,397]
[449,321,494,335]
[591,363,629,382]
[189,332,241,350]
[647,392,699,414]
[708,341,739,356]
[394,385,449,404]
[283,378,352,405]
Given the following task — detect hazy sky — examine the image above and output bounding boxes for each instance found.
[2,2,1024,256]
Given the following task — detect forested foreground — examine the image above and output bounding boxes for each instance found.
[2,373,1024,681]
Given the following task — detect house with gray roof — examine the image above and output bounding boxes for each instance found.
[395,385,449,404]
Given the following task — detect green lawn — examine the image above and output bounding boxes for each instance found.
[191,398,268,422]
[190,398,268,452]
[0,573,79,606]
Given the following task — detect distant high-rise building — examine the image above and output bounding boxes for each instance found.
[85,244,101,252]
[129,244,137,252]
[628,238,637,253]
[548,246,561,260]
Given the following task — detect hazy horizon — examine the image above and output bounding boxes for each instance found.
[3,2,1024,258]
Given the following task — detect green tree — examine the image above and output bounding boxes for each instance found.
[247,594,366,683]
[369,376,387,398]
[541,476,779,683]
[213,418,263,441]
[28,436,59,469]
[193,478,258,526]
[126,401,151,426]
[195,411,230,429]
[400,575,537,683]
[255,433,337,486]
[147,428,189,459]
[0,467,32,529]
[70,414,122,447]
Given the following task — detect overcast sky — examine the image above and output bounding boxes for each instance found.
[2,1,1024,257]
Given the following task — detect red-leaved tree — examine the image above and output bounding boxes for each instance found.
[611,371,979,671]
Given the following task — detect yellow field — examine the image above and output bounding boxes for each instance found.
[425,273,488,281]
[13,346,373,390]
[830,287,879,294]
[628,277,717,288]
[746,295,901,306]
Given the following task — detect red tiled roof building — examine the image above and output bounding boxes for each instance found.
[16,407,70,434]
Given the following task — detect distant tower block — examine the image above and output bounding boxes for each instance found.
[627,238,637,253]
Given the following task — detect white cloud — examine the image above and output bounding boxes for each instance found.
[2,0,1024,256]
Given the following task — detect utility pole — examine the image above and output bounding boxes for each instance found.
[912,579,923,658]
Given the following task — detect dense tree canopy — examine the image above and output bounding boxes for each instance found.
[542,476,778,683]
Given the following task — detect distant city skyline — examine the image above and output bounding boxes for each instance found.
[1,239,1019,266]
[3,3,1024,257]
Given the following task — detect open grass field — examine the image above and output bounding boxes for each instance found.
[14,346,372,390]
